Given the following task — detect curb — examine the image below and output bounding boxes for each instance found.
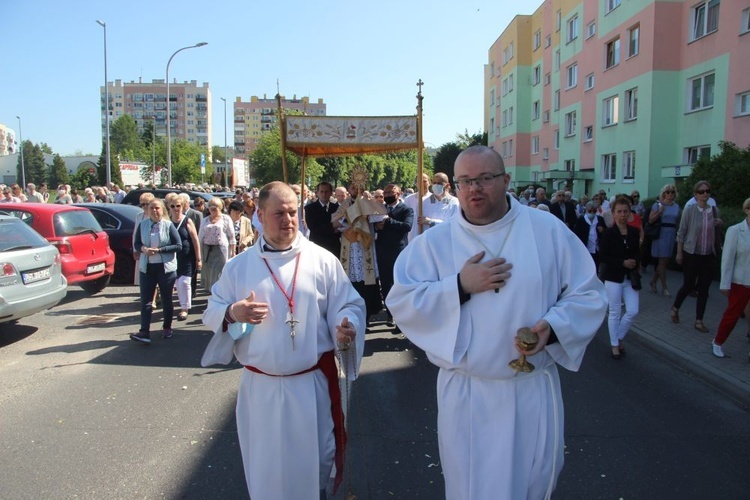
[629,325,750,409]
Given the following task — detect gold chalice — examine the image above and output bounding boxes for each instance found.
[508,327,539,373]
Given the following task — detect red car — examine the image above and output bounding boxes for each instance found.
[0,203,115,294]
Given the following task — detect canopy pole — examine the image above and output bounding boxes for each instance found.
[416,79,424,234]
[277,92,289,183]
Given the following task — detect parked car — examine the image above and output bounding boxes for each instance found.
[121,188,214,208]
[0,215,67,324]
[0,203,115,294]
[75,203,141,285]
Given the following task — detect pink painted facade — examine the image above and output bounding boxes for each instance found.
[486,0,750,198]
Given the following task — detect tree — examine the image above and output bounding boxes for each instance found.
[70,166,98,190]
[682,141,750,216]
[250,126,323,186]
[433,142,462,181]
[212,145,227,164]
[170,139,209,185]
[110,115,145,160]
[97,143,123,187]
[39,142,53,154]
[456,130,487,148]
[49,154,70,188]
[17,141,48,186]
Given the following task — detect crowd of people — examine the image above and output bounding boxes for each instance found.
[5,166,749,499]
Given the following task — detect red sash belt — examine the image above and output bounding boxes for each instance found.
[243,350,346,493]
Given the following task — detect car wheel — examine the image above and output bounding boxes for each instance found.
[79,275,111,295]
[111,251,135,285]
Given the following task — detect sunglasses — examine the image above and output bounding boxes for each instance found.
[170,204,181,209]
[696,189,710,195]
[664,190,675,194]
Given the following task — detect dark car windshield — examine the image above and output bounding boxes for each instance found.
[53,211,104,237]
[0,218,50,251]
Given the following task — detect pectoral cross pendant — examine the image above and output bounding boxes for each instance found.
[286,311,299,350]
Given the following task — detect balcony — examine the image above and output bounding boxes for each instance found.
[661,164,694,179]
[195,95,207,102]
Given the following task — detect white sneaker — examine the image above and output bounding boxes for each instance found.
[711,342,725,358]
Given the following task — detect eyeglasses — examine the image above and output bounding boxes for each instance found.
[696,189,710,195]
[452,173,505,190]
[169,204,180,209]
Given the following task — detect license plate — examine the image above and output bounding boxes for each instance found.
[22,267,51,284]
[86,263,106,274]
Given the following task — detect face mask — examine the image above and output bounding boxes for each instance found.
[383,195,397,205]
[586,213,596,221]
[432,184,444,196]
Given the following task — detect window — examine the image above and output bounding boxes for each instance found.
[586,22,596,39]
[502,109,508,127]
[584,126,593,141]
[602,154,617,181]
[564,159,575,171]
[556,10,562,31]
[691,0,720,40]
[566,63,578,88]
[490,62,495,77]
[502,142,508,157]
[533,65,541,85]
[508,139,514,157]
[736,91,750,116]
[742,8,750,34]
[509,75,514,92]
[567,16,579,43]
[554,50,561,71]
[603,95,619,126]
[508,107,514,124]
[490,89,495,106]
[585,73,595,90]
[554,129,560,149]
[606,0,621,13]
[686,145,711,164]
[605,38,621,69]
[565,111,577,136]
[623,151,636,180]
[544,72,551,85]
[503,42,515,64]
[534,30,542,50]
[533,100,541,120]
[490,117,495,133]
[688,73,715,111]
[628,25,640,57]
[625,88,638,120]
[545,35,552,48]
[543,110,550,123]
[554,90,561,110]
[502,78,509,96]
[532,136,540,154]
[543,147,550,159]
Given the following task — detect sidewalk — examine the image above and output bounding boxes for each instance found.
[627,268,750,408]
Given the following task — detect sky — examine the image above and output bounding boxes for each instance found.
[1,0,540,157]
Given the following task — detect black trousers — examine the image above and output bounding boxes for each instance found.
[673,252,714,320]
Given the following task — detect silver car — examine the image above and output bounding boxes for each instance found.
[0,215,67,324]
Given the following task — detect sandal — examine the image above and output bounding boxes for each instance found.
[177,311,188,321]
[694,321,709,333]
[670,307,680,323]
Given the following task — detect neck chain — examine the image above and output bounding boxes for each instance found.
[263,253,302,350]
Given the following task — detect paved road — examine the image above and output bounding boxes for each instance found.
[1,280,749,499]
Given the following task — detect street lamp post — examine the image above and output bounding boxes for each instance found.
[151,116,157,186]
[220,97,228,188]
[16,115,26,187]
[165,42,208,187]
[95,20,111,189]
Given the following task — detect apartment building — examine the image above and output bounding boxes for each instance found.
[486,0,750,199]
[0,124,17,156]
[102,79,212,150]
[233,94,326,160]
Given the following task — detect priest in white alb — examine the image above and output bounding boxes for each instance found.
[386,146,607,500]
[202,182,366,500]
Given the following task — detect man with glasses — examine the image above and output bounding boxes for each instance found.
[550,189,577,230]
[387,145,606,500]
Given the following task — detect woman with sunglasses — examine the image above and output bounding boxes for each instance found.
[670,181,724,332]
[166,193,202,321]
[198,198,235,294]
[648,184,680,296]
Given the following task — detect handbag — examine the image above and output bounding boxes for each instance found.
[644,219,661,238]
[629,270,642,290]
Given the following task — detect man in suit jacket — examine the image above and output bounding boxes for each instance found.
[375,184,413,327]
[304,181,341,257]
[550,190,577,230]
